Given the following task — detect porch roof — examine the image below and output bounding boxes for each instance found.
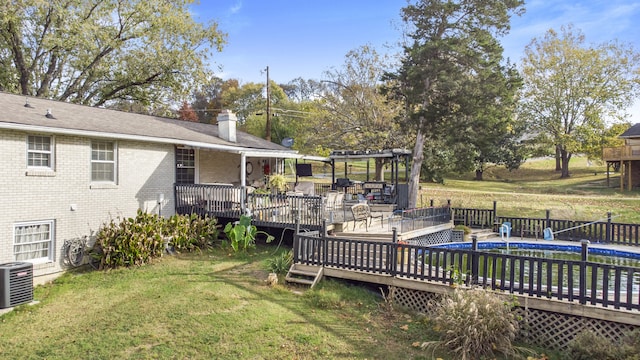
[619,123,640,138]
[329,149,412,162]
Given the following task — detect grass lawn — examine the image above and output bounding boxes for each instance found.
[304,156,640,223]
[419,157,640,223]
[0,247,458,360]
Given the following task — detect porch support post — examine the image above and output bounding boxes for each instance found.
[620,161,624,191]
[240,152,247,214]
[628,161,632,191]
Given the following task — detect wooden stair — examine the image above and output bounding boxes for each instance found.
[285,263,323,288]
[472,228,496,240]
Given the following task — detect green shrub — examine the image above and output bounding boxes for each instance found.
[92,210,219,269]
[166,213,219,251]
[565,330,619,360]
[454,224,471,235]
[424,288,520,360]
[566,329,640,360]
[267,250,293,274]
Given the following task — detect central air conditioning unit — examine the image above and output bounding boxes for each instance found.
[0,262,33,309]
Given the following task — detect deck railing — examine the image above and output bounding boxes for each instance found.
[174,183,243,218]
[450,201,640,246]
[388,206,451,233]
[603,145,640,161]
[293,234,640,311]
[175,184,324,229]
[247,192,324,228]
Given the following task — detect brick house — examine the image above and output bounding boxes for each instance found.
[0,92,299,283]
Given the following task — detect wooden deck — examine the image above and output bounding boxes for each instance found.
[603,145,640,161]
[175,183,452,235]
[292,232,640,317]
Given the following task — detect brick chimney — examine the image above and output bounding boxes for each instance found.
[217,109,237,142]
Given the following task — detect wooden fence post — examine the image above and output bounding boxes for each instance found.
[546,210,551,229]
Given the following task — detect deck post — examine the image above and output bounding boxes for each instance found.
[492,201,497,225]
[391,227,398,276]
[579,240,590,305]
[606,212,612,243]
[470,235,479,286]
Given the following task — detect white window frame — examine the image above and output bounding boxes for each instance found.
[91,140,118,183]
[26,135,54,170]
[176,147,197,184]
[13,220,55,263]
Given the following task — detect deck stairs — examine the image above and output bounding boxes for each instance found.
[472,228,497,240]
[285,263,324,288]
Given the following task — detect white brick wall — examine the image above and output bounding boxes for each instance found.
[0,130,176,283]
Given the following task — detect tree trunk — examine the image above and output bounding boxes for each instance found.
[408,129,425,209]
[555,145,562,171]
[475,169,483,181]
[560,147,571,178]
[375,158,384,181]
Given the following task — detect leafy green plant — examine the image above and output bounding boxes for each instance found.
[267,250,293,274]
[268,174,288,193]
[91,210,219,269]
[223,214,275,252]
[165,213,219,252]
[421,288,524,360]
[447,266,467,286]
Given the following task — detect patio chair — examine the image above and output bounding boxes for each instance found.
[499,221,512,240]
[351,203,384,231]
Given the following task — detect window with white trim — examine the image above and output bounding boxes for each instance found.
[13,220,55,262]
[91,140,117,182]
[27,135,54,169]
[176,147,195,184]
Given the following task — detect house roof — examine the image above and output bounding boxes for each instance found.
[0,91,297,156]
[619,123,640,138]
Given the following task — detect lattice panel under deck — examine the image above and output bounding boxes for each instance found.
[392,287,443,316]
[516,308,638,351]
[391,286,638,351]
[406,229,452,247]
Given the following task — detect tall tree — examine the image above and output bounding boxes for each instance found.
[392,0,524,207]
[0,0,225,108]
[177,101,198,122]
[310,46,408,180]
[519,25,640,178]
[191,77,238,123]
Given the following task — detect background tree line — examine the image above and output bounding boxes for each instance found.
[2,0,639,205]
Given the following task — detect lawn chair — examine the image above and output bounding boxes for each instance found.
[499,221,511,240]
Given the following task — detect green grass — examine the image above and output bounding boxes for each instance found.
[418,157,640,224]
[0,247,453,360]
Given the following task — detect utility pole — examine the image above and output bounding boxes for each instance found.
[265,66,271,142]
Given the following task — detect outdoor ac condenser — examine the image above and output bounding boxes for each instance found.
[0,262,33,309]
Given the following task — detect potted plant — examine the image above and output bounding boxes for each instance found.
[268,174,288,193]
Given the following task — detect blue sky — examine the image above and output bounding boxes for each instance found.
[193,0,640,119]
